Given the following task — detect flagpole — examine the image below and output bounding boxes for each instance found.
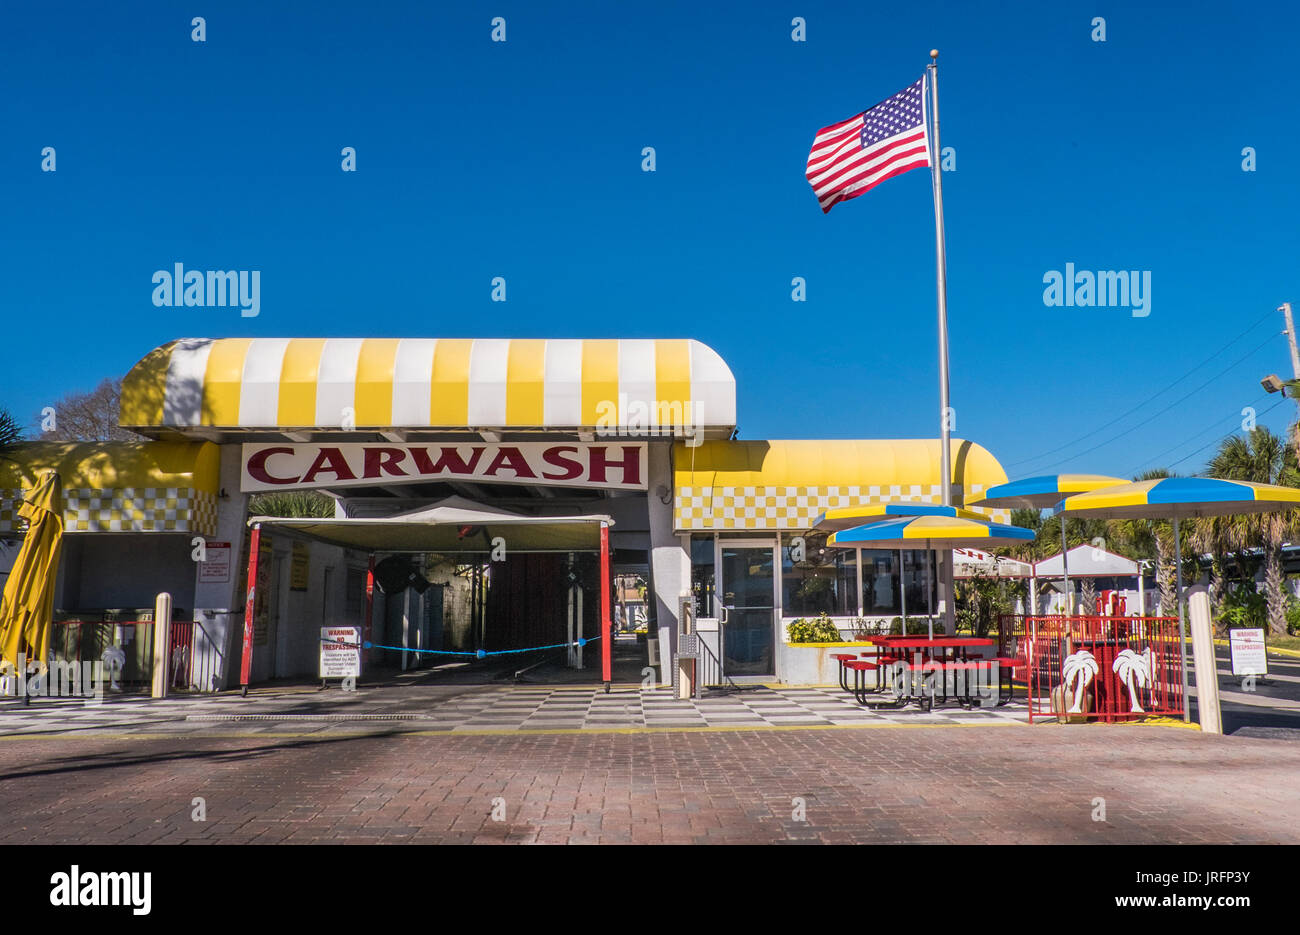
[928,50,957,633]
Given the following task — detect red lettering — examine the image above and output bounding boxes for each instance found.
[588,446,642,486]
[484,446,537,479]
[363,447,409,479]
[410,446,486,476]
[541,446,584,481]
[300,447,357,484]
[245,447,299,486]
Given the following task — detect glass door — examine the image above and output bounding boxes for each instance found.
[719,543,776,677]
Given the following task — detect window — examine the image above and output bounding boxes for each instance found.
[862,549,898,614]
[902,550,939,616]
[781,533,857,617]
[690,535,716,617]
[860,549,939,617]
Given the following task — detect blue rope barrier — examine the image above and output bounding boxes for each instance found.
[320,636,601,659]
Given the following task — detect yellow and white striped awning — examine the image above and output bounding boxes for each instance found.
[120,338,736,435]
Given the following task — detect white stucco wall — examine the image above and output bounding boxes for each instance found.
[647,441,687,687]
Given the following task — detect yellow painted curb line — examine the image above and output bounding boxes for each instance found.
[1031,716,1200,731]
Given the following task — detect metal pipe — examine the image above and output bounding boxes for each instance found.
[927,52,951,509]
[239,524,261,696]
[1174,515,1190,722]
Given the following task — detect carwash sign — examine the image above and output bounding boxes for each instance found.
[240,442,647,493]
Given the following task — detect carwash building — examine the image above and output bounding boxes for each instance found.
[0,338,1010,692]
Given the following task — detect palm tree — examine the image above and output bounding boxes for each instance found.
[1205,427,1300,635]
[0,408,21,446]
[248,490,337,518]
[1191,516,1232,626]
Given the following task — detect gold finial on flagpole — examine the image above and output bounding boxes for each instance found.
[930,49,939,60]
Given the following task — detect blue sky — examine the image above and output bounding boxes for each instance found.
[2,0,1297,480]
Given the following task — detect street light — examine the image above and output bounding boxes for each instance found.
[1262,373,1287,395]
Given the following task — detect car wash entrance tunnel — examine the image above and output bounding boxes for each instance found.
[239,503,654,692]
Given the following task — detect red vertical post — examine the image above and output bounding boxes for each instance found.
[363,553,375,664]
[239,524,261,695]
[600,521,611,689]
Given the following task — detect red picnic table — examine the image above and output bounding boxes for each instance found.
[835,635,997,710]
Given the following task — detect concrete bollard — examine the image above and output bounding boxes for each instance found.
[1186,586,1221,734]
[152,592,172,699]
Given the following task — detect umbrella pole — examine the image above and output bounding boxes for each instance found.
[1061,516,1071,616]
[926,550,934,640]
[1174,516,1190,722]
[899,549,907,632]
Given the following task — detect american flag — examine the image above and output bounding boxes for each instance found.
[806,77,931,213]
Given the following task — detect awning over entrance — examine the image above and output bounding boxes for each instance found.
[672,439,1010,531]
[0,441,219,534]
[121,338,736,437]
[248,502,616,553]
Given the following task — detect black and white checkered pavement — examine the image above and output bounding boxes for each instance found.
[0,684,1028,735]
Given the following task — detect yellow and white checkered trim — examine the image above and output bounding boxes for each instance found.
[0,487,217,536]
[674,484,1009,531]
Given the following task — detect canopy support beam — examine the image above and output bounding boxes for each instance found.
[364,554,375,668]
[601,521,611,691]
[239,523,261,697]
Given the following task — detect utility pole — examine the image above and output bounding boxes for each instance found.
[1281,303,1300,384]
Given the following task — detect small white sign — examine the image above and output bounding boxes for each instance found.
[1229,627,1268,678]
[319,626,361,679]
[199,541,231,583]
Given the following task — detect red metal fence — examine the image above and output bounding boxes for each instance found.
[998,615,1185,723]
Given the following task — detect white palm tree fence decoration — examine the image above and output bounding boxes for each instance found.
[1112,646,1154,713]
[1061,649,1098,714]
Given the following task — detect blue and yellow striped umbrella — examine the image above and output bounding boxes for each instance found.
[969,473,1129,510]
[813,502,987,533]
[827,514,1036,550]
[1057,475,1300,724]
[1055,476,1300,519]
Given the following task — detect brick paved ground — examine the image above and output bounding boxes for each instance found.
[1,723,1297,844]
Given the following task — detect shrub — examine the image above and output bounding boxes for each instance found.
[786,613,843,643]
[886,616,934,635]
[1218,583,1267,631]
[1286,597,1300,637]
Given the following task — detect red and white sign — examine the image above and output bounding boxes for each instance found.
[198,541,232,583]
[1229,627,1268,678]
[241,442,647,493]
[320,626,361,679]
